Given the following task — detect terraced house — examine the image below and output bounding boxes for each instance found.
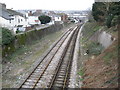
[0,3,28,33]
[0,3,41,34]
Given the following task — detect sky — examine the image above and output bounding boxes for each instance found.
[0,0,94,11]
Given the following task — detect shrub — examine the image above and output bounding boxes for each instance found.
[1,28,15,45]
[111,15,120,26]
[86,41,104,55]
[38,15,51,24]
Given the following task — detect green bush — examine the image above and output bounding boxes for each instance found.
[111,15,120,26]
[38,15,51,24]
[86,41,104,55]
[1,28,15,45]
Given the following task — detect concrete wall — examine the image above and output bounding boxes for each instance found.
[90,30,115,49]
[2,23,63,57]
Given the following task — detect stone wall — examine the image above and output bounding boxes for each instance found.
[2,24,63,57]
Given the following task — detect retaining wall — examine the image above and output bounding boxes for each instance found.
[90,30,115,48]
[2,24,63,57]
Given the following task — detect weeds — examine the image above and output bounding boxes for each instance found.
[103,44,118,64]
[78,68,84,81]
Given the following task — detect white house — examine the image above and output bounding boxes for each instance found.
[0,3,28,33]
[7,9,28,32]
[0,3,11,29]
[54,15,62,21]
[17,11,41,26]
[27,16,41,25]
[48,14,62,25]
[0,16,11,29]
[50,14,62,22]
[0,3,42,34]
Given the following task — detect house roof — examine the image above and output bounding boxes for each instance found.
[7,9,24,17]
[49,14,61,17]
[32,12,44,16]
[0,8,11,20]
[0,3,24,20]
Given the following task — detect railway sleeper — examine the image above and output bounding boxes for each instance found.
[27,79,37,82]
[24,81,35,85]
[56,78,64,81]
[22,84,34,88]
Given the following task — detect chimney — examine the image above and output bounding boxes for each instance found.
[0,3,6,9]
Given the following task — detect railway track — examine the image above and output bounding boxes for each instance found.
[48,25,80,89]
[18,24,81,89]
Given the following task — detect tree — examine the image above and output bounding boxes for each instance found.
[92,2,106,22]
[38,15,51,24]
[1,28,15,45]
[92,1,120,28]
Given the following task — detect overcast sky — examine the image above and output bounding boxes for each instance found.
[1,0,94,10]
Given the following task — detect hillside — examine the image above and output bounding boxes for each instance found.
[79,22,119,88]
[82,38,118,88]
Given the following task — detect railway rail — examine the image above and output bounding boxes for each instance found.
[18,24,81,89]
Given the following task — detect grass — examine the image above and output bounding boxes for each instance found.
[81,22,102,42]
[78,68,84,81]
[3,30,63,62]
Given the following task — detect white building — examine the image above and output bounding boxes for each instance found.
[48,14,62,25]
[0,3,11,29]
[27,16,41,25]
[0,16,11,29]
[0,3,28,33]
[51,15,62,22]
[7,9,28,32]
[0,3,41,34]
[54,15,62,21]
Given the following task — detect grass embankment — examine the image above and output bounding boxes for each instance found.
[78,21,119,88]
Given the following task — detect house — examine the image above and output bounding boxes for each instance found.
[32,10,43,16]
[27,11,41,25]
[0,3,42,33]
[0,3,11,29]
[54,15,62,21]
[0,3,28,33]
[27,16,41,25]
[48,14,62,25]
[61,13,68,22]
[7,9,28,31]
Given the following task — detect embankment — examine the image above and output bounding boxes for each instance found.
[2,24,63,57]
[78,21,118,88]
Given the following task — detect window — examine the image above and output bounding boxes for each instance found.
[9,15,14,17]
[11,18,14,20]
[18,19,20,23]
[9,20,11,23]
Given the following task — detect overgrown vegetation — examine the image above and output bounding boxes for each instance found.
[0,28,15,45]
[80,21,104,57]
[81,22,101,42]
[85,41,104,56]
[92,2,120,28]
[102,41,118,64]
[78,68,84,81]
